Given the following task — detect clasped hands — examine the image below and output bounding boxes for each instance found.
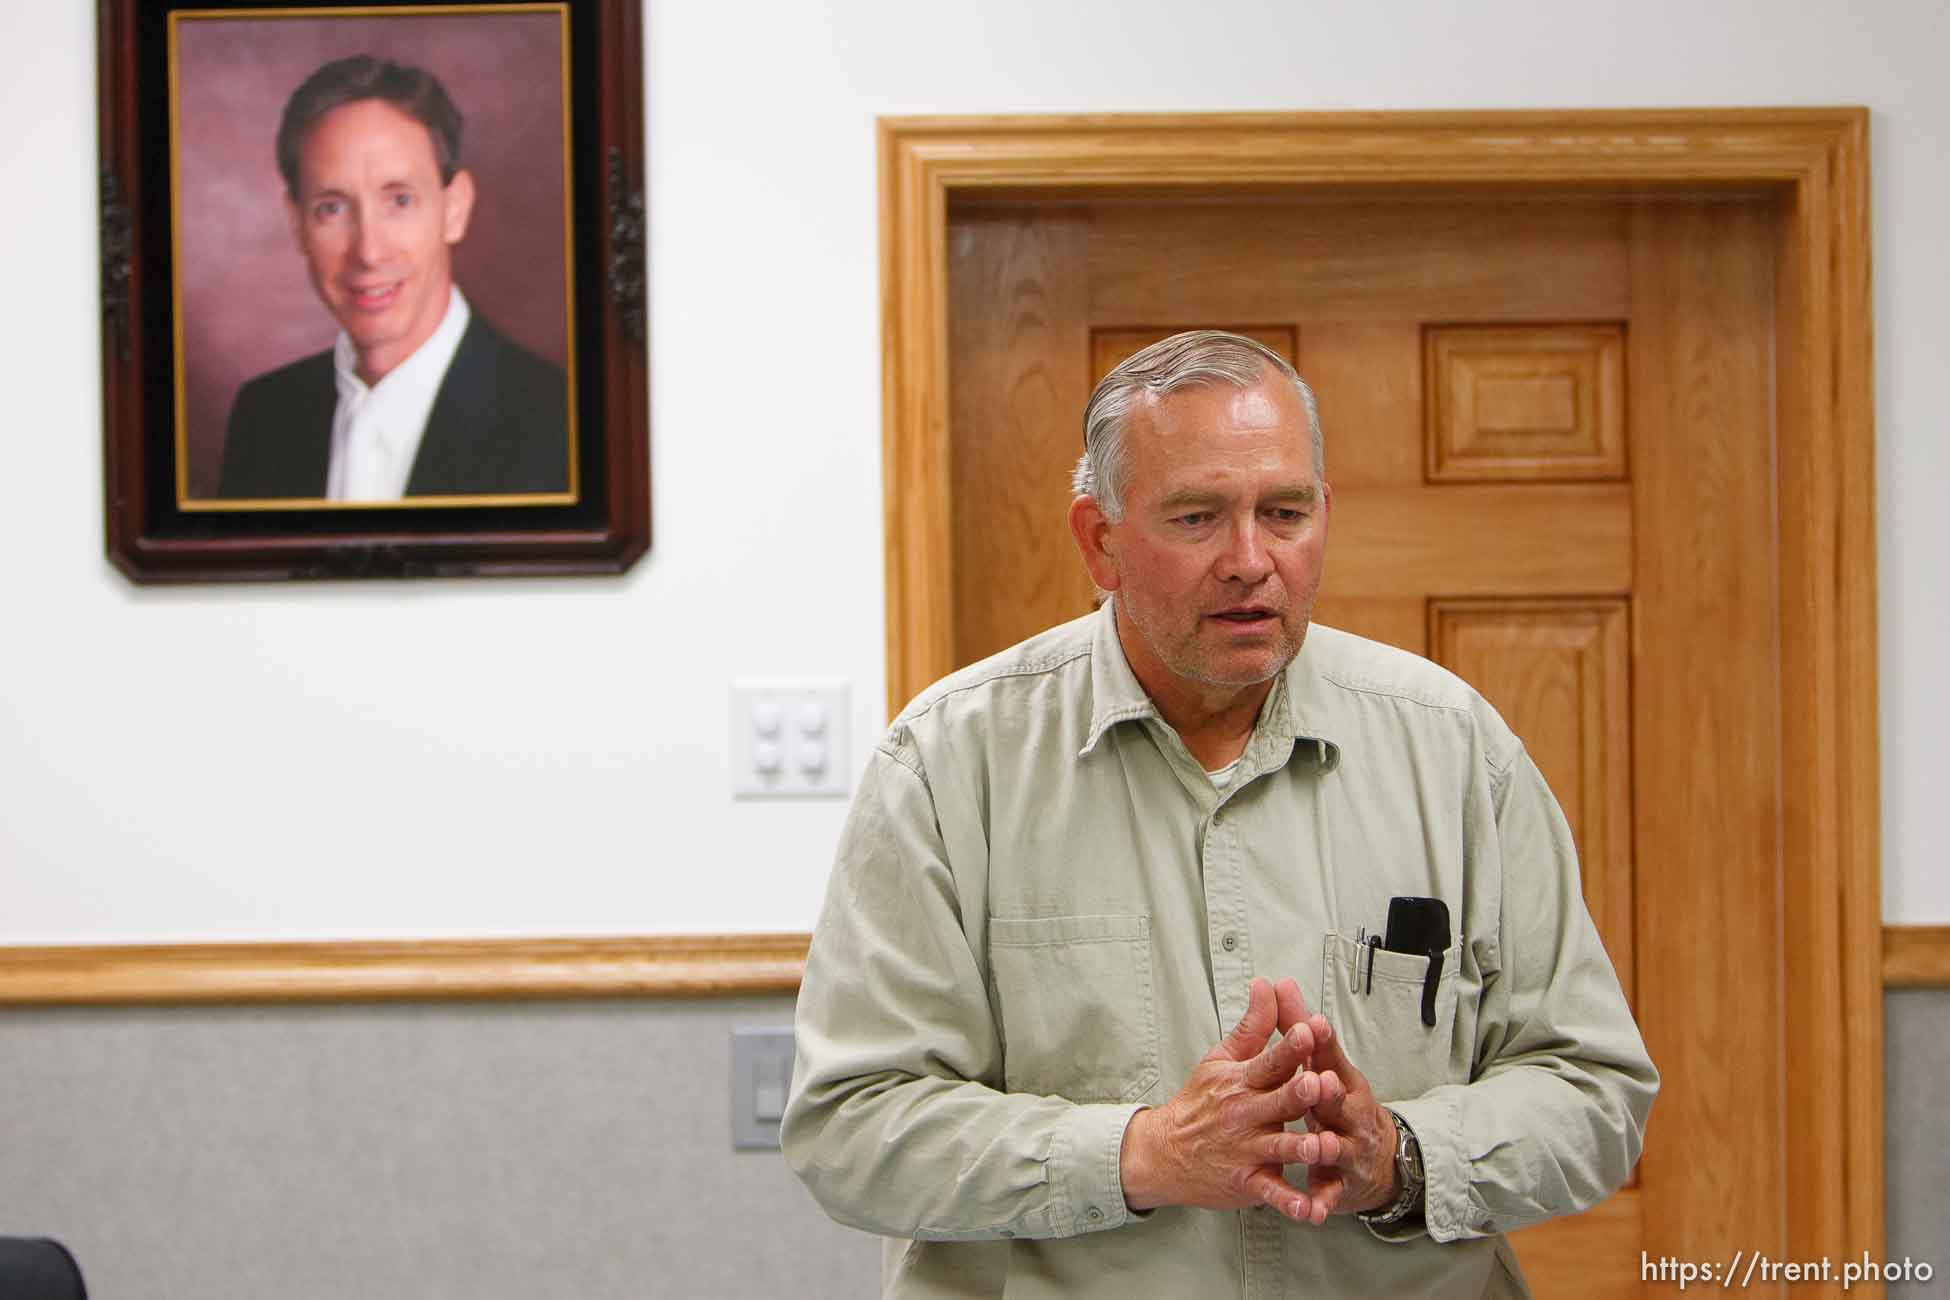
[1119,976,1398,1225]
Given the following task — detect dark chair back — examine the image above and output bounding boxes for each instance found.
[0,1238,86,1300]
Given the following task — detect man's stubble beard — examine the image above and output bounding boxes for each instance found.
[1123,588,1317,691]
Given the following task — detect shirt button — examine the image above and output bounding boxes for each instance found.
[1085,1206,1104,1223]
[1221,932,1239,952]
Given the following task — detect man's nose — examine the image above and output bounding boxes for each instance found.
[1215,518,1274,583]
[350,211,387,267]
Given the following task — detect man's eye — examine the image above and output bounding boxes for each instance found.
[313,199,343,220]
[390,191,414,208]
[1269,508,1307,522]
[1174,512,1213,527]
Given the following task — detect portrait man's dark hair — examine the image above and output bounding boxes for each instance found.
[274,54,464,194]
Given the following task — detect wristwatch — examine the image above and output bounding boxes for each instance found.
[1358,1108,1425,1227]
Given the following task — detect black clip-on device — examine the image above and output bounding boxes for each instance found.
[1382,896,1450,1027]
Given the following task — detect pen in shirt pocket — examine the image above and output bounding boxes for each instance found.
[1353,925,1381,995]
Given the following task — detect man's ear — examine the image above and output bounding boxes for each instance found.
[442,169,476,245]
[1068,494,1122,593]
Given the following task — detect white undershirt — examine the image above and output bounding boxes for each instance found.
[325,287,471,502]
[1206,757,1243,791]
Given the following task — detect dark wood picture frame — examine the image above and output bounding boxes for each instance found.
[97,0,648,582]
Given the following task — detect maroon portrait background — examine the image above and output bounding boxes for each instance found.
[173,9,571,500]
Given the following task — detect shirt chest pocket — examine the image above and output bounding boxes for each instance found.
[987,914,1161,1105]
[1320,932,1464,1103]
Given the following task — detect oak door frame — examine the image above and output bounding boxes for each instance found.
[879,108,1878,1281]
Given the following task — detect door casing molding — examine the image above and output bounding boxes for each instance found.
[877,108,1878,1287]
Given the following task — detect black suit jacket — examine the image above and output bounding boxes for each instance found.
[217,313,570,499]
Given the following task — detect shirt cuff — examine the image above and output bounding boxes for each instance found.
[1387,1093,1497,1244]
[1045,1102,1150,1237]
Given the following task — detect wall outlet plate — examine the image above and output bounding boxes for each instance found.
[731,680,850,798]
[731,1027,796,1151]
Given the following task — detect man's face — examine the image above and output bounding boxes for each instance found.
[1080,374,1331,696]
[284,98,475,385]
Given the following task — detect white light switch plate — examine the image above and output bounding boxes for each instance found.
[731,679,850,798]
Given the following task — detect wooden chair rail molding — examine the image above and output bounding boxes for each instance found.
[3,929,1942,1004]
[0,935,808,1005]
[1884,925,1950,988]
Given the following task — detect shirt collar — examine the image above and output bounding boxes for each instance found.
[1079,596,1342,771]
[1275,629,1344,773]
[331,286,472,434]
[1080,597,1159,756]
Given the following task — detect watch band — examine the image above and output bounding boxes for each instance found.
[1358,1108,1425,1227]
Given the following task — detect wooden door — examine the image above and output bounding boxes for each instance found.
[946,193,1784,1296]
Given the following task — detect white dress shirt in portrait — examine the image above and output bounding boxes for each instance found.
[325,287,472,502]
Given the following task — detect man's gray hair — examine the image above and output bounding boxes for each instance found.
[1072,330,1323,522]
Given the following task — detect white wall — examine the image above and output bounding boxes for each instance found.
[1,0,1943,942]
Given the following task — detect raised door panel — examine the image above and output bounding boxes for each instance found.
[1424,323,1628,481]
[1429,597,1634,1001]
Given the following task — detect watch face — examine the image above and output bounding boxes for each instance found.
[1393,1115,1425,1208]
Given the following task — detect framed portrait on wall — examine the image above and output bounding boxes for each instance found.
[98,0,648,581]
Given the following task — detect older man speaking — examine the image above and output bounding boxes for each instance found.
[784,330,1655,1299]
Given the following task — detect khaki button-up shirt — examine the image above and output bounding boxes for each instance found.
[784,600,1656,1299]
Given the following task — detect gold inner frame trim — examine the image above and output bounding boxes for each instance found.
[166,2,581,512]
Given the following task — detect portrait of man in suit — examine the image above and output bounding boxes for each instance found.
[217,54,571,502]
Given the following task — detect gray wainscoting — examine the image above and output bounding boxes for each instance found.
[0,996,875,1299]
[3,990,1945,1298]
[1885,989,1950,1295]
